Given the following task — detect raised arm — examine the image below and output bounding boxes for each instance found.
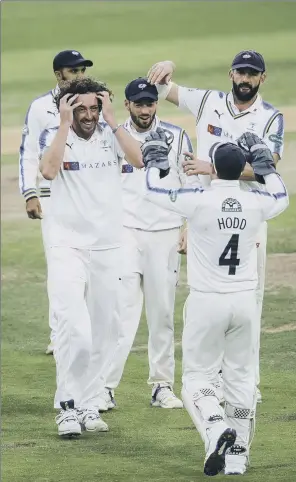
[146,167,203,218]
[258,173,289,220]
[147,60,209,117]
[97,92,143,168]
[39,94,78,180]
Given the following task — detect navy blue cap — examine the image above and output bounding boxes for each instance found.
[231,50,265,72]
[125,77,158,102]
[53,50,93,71]
[209,142,247,179]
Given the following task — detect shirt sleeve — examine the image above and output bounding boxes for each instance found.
[178,86,210,117]
[19,102,43,200]
[252,173,289,221]
[145,167,204,218]
[263,113,284,159]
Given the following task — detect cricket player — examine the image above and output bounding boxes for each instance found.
[147,50,285,401]
[39,77,143,437]
[19,50,94,355]
[141,128,288,476]
[104,78,199,409]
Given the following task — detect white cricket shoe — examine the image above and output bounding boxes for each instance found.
[45,342,54,355]
[103,388,117,410]
[225,444,248,475]
[204,423,237,476]
[77,408,109,432]
[55,400,81,437]
[151,384,183,409]
[97,394,108,413]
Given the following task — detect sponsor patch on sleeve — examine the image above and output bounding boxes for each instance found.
[122,164,134,173]
[63,161,80,171]
[207,124,222,137]
[268,134,283,145]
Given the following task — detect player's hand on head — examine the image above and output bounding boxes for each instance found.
[59,94,82,127]
[147,61,175,85]
[141,127,172,178]
[182,152,213,176]
[96,91,115,126]
[26,197,42,220]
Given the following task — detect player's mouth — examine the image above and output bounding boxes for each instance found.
[82,120,95,130]
[239,84,252,93]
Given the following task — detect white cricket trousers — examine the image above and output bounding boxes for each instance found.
[40,196,57,345]
[106,226,180,389]
[255,222,267,386]
[182,290,257,451]
[47,246,120,409]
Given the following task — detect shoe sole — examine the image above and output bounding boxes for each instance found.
[150,401,183,409]
[80,423,109,433]
[204,428,237,477]
[59,431,81,438]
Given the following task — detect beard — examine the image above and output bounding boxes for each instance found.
[130,111,156,131]
[232,81,260,102]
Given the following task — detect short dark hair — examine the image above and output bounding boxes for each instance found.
[54,77,113,112]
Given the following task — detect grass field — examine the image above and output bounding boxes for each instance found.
[1,2,296,481]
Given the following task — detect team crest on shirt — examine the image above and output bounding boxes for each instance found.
[222,198,242,212]
[100,139,112,151]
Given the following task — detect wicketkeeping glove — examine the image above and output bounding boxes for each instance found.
[141,127,174,179]
[237,132,276,184]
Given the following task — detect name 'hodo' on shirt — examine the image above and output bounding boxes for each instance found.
[217,217,247,230]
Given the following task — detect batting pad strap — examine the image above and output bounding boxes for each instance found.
[250,143,269,152]
[192,388,217,402]
[225,402,255,420]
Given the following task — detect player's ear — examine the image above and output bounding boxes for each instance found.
[229,69,234,81]
[124,100,130,112]
[260,72,266,84]
[55,70,62,82]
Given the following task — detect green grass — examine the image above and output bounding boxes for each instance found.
[2,1,296,481]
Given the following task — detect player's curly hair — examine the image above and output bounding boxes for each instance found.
[54,77,114,112]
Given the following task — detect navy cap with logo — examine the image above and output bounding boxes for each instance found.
[209,142,247,180]
[231,50,266,72]
[53,50,93,71]
[125,77,158,102]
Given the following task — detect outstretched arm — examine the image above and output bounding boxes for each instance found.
[145,167,203,218]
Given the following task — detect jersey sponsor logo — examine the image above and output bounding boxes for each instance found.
[22,125,29,135]
[268,134,283,145]
[222,198,242,212]
[63,161,80,171]
[207,124,222,137]
[122,164,134,173]
[80,160,118,169]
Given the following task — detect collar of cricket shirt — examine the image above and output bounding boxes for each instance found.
[226,91,262,119]
[70,123,102,142]
[125,116,159,136]
[211,179,241,188]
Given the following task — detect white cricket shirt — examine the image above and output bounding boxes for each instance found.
[121,116,200,231]
[39,123,124,249]
[178,87,284,190]
[145,168,288,293]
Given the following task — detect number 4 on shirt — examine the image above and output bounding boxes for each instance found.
[219,234,240,275]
